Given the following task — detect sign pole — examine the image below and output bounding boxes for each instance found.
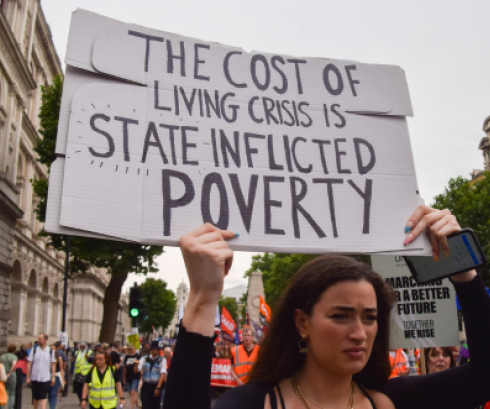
[62,235,70,398]
[62,236,70,332]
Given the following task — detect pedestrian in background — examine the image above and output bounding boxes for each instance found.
[0,344,17,409]
[123,345,140,409]
[72,342,92,403]
[26,334,56,409]
[134,341,166,409]
[423,347,456,374]
[47,342,66,409]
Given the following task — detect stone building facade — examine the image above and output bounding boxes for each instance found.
[0,0,130,348]
[165,281,188,338]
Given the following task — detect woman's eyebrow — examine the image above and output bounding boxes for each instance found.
[329,305,378,313]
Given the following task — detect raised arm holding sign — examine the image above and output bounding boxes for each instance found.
[162,207,490,409]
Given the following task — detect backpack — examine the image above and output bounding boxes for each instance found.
[32,346,55,373]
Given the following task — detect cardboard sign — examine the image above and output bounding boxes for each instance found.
[126,333,141,350]
[46,9,432,255]
[371,256,460,348]
[211,358,237,388]
[58,331,69,348]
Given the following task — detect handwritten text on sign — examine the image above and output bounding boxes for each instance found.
[56,10,426,253]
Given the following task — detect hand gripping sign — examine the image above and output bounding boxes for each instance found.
[46,9,431,256]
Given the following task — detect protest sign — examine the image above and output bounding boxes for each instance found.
[126,333,141,350]
[371,255,460,348]
[211,358,237,387]
[46,9,431,255]
[221,306,237,343]
[58,331,69,348]
[259,295,271,328]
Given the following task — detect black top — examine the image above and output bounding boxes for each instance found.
[85,366,121,385]
[109,351,121,367]
[123,354,141,383]
[163,274,490,409]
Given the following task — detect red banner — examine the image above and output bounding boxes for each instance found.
[221,306,236,343]
[211,358,238,387]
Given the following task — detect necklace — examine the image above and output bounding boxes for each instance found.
[291,374,355,409]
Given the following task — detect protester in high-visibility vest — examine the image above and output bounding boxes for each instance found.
[230,327,259,385]
[389,348,410,378]
[423,347,456,374]
[73,342,93,403]
[80,351,124,409]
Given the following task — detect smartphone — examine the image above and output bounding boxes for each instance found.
[404,228,487,284]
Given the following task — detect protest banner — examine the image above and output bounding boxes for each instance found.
[221,306,236,343]
[45,9,431,256]
[371,255,460,348]
[126,333,141,350]
[259,295,271,328]
[211,358,237,387]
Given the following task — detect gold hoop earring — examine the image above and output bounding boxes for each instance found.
[298,335,308,353]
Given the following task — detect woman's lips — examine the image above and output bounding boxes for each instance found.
[343,347,365,359]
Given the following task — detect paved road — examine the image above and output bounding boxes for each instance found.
[18,381,219,409]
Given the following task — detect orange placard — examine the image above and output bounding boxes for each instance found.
[259,295,271,327]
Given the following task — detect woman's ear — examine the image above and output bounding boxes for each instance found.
[294,308,309,338]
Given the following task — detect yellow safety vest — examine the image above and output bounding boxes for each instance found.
[75,350,93,375]
[89,367,117,409]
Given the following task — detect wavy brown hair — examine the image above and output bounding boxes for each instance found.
[248,255,395,390]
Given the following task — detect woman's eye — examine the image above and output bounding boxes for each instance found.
[363,315,378,322]
[329,314,348,320]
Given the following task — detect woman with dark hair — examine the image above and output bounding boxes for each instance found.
[163,206,490,409]
[424,347,456,374]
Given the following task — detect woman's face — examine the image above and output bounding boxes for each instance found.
[95,354,106,368]
[427,348,451,373]
[297,280,378,376]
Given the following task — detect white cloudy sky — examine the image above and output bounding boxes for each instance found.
[41,0,490,294]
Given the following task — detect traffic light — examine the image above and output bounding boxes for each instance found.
[129,284,143,319]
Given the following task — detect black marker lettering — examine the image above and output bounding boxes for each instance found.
[88,114,114,158]
[128,30,164,73]
[223,51,247,88]
[114,116,138,162]
[161,169,195,236]
[290,177,326,239]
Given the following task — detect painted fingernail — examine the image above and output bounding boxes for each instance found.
[235,233,240,237]
[432,252,439,262]
[444,251,449,258]
[405,221,413,233]
[403,234,413,246]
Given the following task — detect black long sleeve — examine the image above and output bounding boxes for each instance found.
[163,325,215,409]
[382,273,490,409]
[163,274,490,409]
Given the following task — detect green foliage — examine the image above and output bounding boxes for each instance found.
[138,278,177,334]
[219,296,238,323]
[35,75,62,168]
[433,172,490,285]
[245,253,318,309]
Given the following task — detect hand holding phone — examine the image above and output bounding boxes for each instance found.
[404,229,487,284]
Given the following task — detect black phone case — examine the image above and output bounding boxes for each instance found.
[403,228,487,284]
